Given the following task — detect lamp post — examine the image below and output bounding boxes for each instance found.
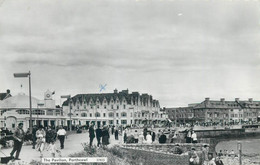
[37,103,44,127]
[14,71,32,133]
[61,95,72,131]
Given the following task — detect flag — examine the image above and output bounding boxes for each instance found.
[52,91,55,95]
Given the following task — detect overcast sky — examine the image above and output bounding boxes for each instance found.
[0,0,259,107]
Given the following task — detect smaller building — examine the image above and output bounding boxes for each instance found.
[166,98,260,125]
[0,90,64,132]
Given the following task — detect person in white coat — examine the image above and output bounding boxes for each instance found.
[145,132,152,144]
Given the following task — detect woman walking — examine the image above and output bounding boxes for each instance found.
[102,126,110,148]
[36,125,46,158]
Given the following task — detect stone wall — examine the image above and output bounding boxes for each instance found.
[119,147,190,165]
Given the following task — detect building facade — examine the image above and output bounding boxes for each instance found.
[61,89,166,127]
[166,98,260,125]
[0,90,64,131]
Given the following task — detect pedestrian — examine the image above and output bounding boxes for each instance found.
[32,125,37,149]
[123,128,127,144]
[114,128,119,140]
[159,132,167,144]
[36,125,46,158]
[57,126,66,149]
[215,156,224,165]
[10,123,25,160]
[143,127,147,140]
[186,129,192,143]
[191,131,198,143]
[202,144,209,165]
[138,132,143,144]
[48,140,61,158]
[96,126,102,147]
[89,123,95,147]
[45,126,57,150]
[152,131,156,143]
[189,147,200,165]
[102,126,110,148]
[208,154,216,165]
[111,125,114,135]
[145,132,152,144]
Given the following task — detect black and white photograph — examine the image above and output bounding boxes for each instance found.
[0,0,260,164]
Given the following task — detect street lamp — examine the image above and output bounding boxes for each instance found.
[14,71,32,133]
[61,95,72,131]
[37,103,44,127]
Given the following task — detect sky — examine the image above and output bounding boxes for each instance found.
[0,0,259,107]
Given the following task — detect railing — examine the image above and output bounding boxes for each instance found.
[121,143,208,154]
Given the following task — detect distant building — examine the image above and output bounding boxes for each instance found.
[61,89,165,127]
[166,98,260,125]
[0,90,63,131]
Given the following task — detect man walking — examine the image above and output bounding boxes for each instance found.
[95,126,102,147]
[57,126,66,149]
[89,123,95,147]
[10,123,25,160]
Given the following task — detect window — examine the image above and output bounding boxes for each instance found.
[90,113,92,117]
[142,113,144,117]
[95,112,100,117]
[77,105,79,109]
[116,113,119,117]
[121,112,127,117]
[111,105,114,109]
[109,112,114,117]
[117,105,119,109]
[104,105,107,109]
[55,110,61,116]
[103,113,106,117]
[81,113,87,117]
[33,109,45,115]
[123,105,126,109]
[97,105,99,109]
[91,106,93,109]
[121,120,127,124]
[16,109,29,114]
[84,105,86,109]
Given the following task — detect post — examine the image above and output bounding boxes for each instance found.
[69,98,72,131]
[238,143,242,165]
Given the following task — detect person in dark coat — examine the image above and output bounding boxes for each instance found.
[102,126,110,147]
[114,128,119,140]
[143,127,148,140]
[152,131,156,143]
[46,126,57,149]
[89,124,95,147]
[10,123,25,160]
[111,125,114,135]
[95,126,102,147]
[32,125,38,149]
[159,132,167,144]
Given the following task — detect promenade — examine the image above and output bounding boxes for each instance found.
[0,131,122,164]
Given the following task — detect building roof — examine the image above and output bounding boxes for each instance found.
[0,92,40,109]
[62,89,160,106]
[0,89,12,100]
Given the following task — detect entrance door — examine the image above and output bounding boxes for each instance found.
[97,121,101,127]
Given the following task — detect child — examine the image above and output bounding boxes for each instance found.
[48,141,61,157]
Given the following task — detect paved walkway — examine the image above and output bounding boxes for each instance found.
[0,132,123,164]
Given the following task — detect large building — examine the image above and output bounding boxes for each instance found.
[61,89,166,127]
[0,90,64,131]
[166,98,260,125]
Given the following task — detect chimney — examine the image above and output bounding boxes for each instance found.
[220,98,225,103]
[6,89,10,94]
[235,98,239,102]
[114,88,118,93]
[205,97,210,102]
[249,98,253,102]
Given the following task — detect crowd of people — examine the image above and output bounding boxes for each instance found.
[6,123,66,160]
